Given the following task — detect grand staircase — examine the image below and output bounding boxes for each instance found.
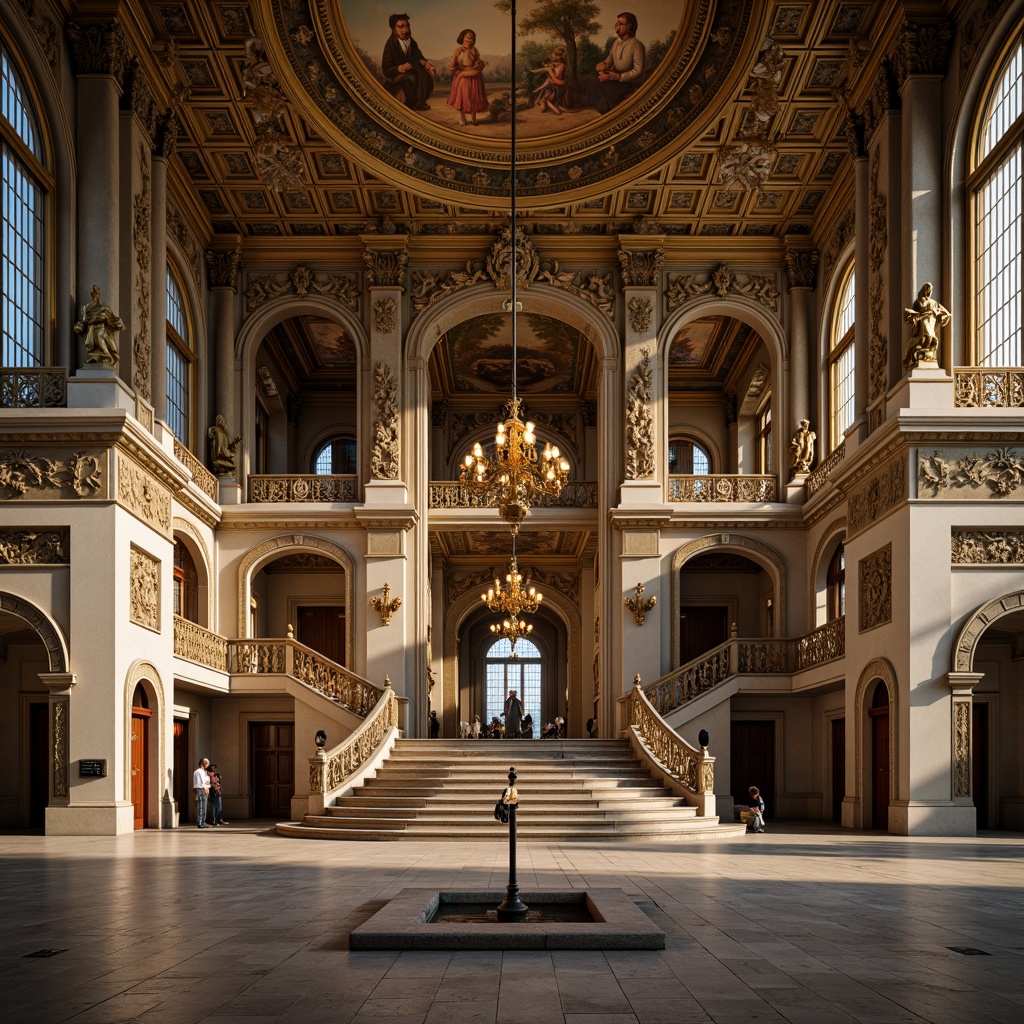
[276,738,747,841]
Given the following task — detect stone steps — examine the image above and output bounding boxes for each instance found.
[276,738,747,841]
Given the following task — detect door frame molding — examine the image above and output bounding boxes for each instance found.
[852,658,899,831]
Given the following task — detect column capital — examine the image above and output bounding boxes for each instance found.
[862,60,900,141]
[617,246,665,287]
[362,243,409,288]
[945,671,985,696]
[154,111,180,159]
[892,19,954,87]
[784,248,819,289]
[205,240,243,290]
[65,19,130,81]
[39,672,76,696]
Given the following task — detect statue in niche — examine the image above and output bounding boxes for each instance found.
[789,418,816,475]
[903,282,951,370]
[208,415,241,475]
[74,285,124,368]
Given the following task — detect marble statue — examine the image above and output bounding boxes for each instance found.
[903,282,950,370]
[207,415,241,474]
[74,285,124,368]
[789,418,816,475]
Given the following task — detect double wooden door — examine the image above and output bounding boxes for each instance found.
[251,722,293,818]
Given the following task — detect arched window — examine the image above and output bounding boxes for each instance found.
[485,637,541,730]
[166,265,193,443]
[1,41,48,366]
[313,437,357,474]
[173,539,199,623]
[971,28,1024,366]
[830,263,856,447]
[668,437,711,474]
[827,543,845,621]
[758,399,772,473]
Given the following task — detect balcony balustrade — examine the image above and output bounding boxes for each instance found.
[954,367,1024,408]
[173,615,228,671]
[668,474,776,502]
[429,480,598,509]
[248,474,358,503]
[0,367,67,408]
[173,441,218,501]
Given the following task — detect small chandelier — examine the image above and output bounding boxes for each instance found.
[483,552,542,654]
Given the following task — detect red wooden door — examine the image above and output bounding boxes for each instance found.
[251,722,293,818]
[297,606,345,665]
[870,706,889,829]
[131,709,150,830]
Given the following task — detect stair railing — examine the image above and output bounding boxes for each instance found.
[618,675,716,817]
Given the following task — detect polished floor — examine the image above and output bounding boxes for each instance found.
[0,823,1021,1024]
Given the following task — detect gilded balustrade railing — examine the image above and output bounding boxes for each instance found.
[954,367,1024,408]
[668,474,776,502]
[738,639,793,673]
[619,677,714,798]
[248,474,358,503]
[806,441,845,496]
[173,615,228,671]
[309,679,399,794]
[429,480,598,509]
[228,639,286,674]
[646,644,731,715]
[173,440,218,501]
[795,616,845,670]
[0,367,67,408]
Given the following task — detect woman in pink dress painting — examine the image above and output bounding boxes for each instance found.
[447,29,488,125]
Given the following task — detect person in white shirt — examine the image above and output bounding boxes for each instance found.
[192,757,211,829]
[587,12,645,114]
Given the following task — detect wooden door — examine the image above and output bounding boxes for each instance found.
[680,606,729,664]
[173,719,190,824]
[972,703,989,830]
[869,706,890,829]
[251,722,293,818]
[28,702,49,829]
[730,720,775,811]
[131,709,151,830]
[297,606,345,665]
[831,717,845,823]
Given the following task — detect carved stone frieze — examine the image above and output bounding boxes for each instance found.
[116,452,171,534]
[953,701,971,797]
[130,545,160,631]
[206,245,242,290]
[363,247,408,288]
[373,296,398,334]
[625,348,655,480]
[617,248,664,287]
[892,20,954,85]
[0,449,104,500]
[245,264,358,311]
[528,567,581,604]
[665,264,779,313]
[133,143,152,402]
[919,448,1024,499]
[16,0,61,72]
[952,530,1024,564]
[628,296,653,334]
[445,565,499,604]
[487,225,540,291]
[65,20,129,79]
[858,543,892,632]
[784,249,819,289]
[0,529,69,565]
[848,454,907,535]
[370,362,400,480]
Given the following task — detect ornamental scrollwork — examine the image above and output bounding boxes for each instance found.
[859,544,892,632]
[628,296,652,334]
[129,546,160,630]
[617,247,664,287]
[363,247,408,287]
[132,143,152,402]
[0,450,104,500]
[848,454,906,535]
[665,263,779,313]
[116,453,171,532]
[869,150,888,402]
[373,296,398,334]
[370,362,400,480]
[244,264,358,311]
[53,700,68,798]
[625,348,655,480]
[952,530,1024,564]
[919,448,1024,499]
[953,701,971,798]
[0,529,69,565]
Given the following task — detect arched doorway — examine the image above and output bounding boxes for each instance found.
[484,637,541,736]
[869,681,890,829]
[131,684,151,830]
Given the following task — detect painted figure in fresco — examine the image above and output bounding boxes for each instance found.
[530,47,570,115]
[382,13,436,111]
[903,282,951,369]
[447,29,488,125]
[74,285,124,368]
[586,12,645,114]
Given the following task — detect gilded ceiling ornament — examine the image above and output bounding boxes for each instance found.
[628,296,652,334]
[618,248,664,287]
[74,286,124,369]
[717,140,776,193]
[370,362,400,480]
[362,247,408,288]
[858,544,892,632]
[373,297,398,334]
[625,348,655,480]
[206,245,243,290]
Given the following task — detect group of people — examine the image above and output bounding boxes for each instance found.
[192,757,229,828]
[379,11,646,123]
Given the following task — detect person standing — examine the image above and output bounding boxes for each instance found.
[382,13,436,111]
[428,709,440,738]
[192,757,210,829]
[207,764,228,826]
[503,689,524,738]
[447,29,488,125]
[586,12,645,114]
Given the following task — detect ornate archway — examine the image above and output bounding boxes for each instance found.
[852,658,899,831]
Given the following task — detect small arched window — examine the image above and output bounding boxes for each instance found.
[173,539,199,623]
[827,543,845,621]
[1,41,48,366]
[166,265,193,443]
[830,263,856,449]
[668,437,711,475]
[971,27,1024,366]
[313,437,357,474]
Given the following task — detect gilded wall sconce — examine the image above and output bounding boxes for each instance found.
[370,582,402,625]
[624,582,657,625]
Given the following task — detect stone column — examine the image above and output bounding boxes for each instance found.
[39,673,76,820]
[784,248,818,491]
[150,114,179,428]
[206,240,242,498]
[947,671,984,834]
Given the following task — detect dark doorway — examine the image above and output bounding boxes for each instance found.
[831,717,845,823]
[680,606,729,664]
[251,722,293,818]
[173,719,190,824]
[869,681,890,830]
[28,702,49,829]
[730,719,774,812]
[972,702,989,829]
[297,606,345,665]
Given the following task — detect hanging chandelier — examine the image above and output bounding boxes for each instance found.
[483,553,542,654]
[459,0,570,535]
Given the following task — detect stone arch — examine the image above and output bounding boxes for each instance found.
[172,517,214,627]
[811,516,847,628]
[0,592,68,672]
[123,661,168,829]
[236,534,356,638]
[953,589,1024,673]
[668,424,723,476]
[670,534,787,657]
[852,657,899,831]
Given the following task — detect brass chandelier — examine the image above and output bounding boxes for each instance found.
[483,549,542,655]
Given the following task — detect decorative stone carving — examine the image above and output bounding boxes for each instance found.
[789,419,816,475]
[824,209,855,280]
[373,296,398,334]
[0,529,69,564]
[363,247,408,288]
[65,20,129,79]
[487,225,540,291]
[116,453,170,533]
[625,348,655,480]
[954,368,1024,408]
[848,454,906,535]
[784,249,819,289]
[0,450,103,499]
[17,0,61,72]
[167,207,199,284]
[132,144,152,402]
[665,264,779,313]
[628,296,652,334]
[868,151,888,402]
[961,1,1007,76]
[919,448,1024,499]
[130,546,160,631]
[952,530,1024,564]
[953,701,971,797]
[154,111,179,159]
[53,699,68,797]
[257,366,279,397]
[843,110,866,158]
[74,286,124,369]
[370,362,400,480]
[859,543,892,632]
[206,245,242,290]
[244,265,358,311]
[863,60,899,140]
[617,248,664,287]
[717,140,776,193]
[208,415,241,476]
[123,59,157,143]
[892,20,954,85]
[903,283,950,370]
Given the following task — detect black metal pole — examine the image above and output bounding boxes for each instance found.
[496,765,527,920]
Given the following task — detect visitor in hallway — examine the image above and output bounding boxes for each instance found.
[193,757,210,829]
[746,786,766,833]
[521,713,533,738]
[428,710,440,738]
[207,763,228,825]
[502,689,524,737]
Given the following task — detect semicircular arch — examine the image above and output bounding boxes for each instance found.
[811,516,847,628]
[173,517,214,627]
[953,590,1024,673]
[852,657,899,830]
[0,592,68,672]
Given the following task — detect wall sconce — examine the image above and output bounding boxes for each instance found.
[624,582,657,625]
[370,582,402,626]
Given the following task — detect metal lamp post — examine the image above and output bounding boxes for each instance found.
[496,766,528,921]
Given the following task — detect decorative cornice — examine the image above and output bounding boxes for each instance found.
[65,20,129,81]
[205,245,243,290]
[784,249,819,289]
[617,247,664,287]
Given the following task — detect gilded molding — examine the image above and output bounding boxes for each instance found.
[858,543,892,632]
[116,452,171,534]
[952,530,1024,564]
[362,247,408,288]
[848,453,907,536]
[244,264,358,310]
[206,245,243,290]
[0,449,104,500]
[617,247,664,287]
[0,529,69,565]
[370,362,400,480]
[129,546,160,631]
[665,263,780,313]
[625,348,655,480]
[919,448,1024,499]
[953,701,971,798]
[628,296,653,334]
[373,296,398,334]
[784,249,818,289]
[132,143,152,403]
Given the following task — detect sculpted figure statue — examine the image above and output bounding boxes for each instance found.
[903,282,951,370]
[789,418,816,475]
[74,285,124,368]
[208,415,241,475]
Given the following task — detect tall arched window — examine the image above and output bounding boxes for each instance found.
[830,263,856,448]
[166,265,193,443]
[1,41,48,366]
[972,28,1024,366]
[485,637,541,730]
[827,544,845,621]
